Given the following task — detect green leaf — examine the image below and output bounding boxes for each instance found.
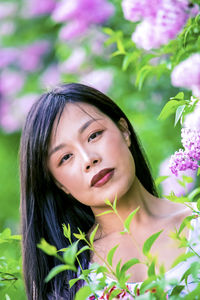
[178,215,195,235]
[115,259,122,278]
[116,39,126,54]
[197,199,200,211]
[74,285,92,300]
[124,207,140,233]
[158,100,186,121]
[63,223,71,242]
[89,224,99,246]
[105,198,112,207]
[174,105,186,126]
[197,167,200,176]
[120,258,140,276]
[170,285,185,296]
[147,258,156,277]
[73,228,86,241]
[109,288,123,299]
[102,27,114,36]
[122,52,135,71]
[143,230,163,257]
[45,264,76,282]
[113,195,117,212]
[37,238,57,256]
[96,210,113,217]
[182,175,194,183]
[69,277,81,288]
[107,244,119,266]
[188,187,200,201]
[155,176,169,187]
[173,92,184,100]
[76,245,91,256]
[63,242,78,265]
[135,65,152,90]
[171,252,195,268]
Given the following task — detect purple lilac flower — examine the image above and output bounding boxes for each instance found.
[0,48,19,69]
[184,104,200,130]
[40,64,61,88]
[25,0,56,16]
[52,0,115,40]
[59,48,86,74]
[122,0,160,22]
[0,69,25,96]
[18,41,49,72]
[171,54,200,97]
[181,128,200,160]
[80,69,113,93]
[122,0,199,50]
[0,21,15,37]
[169,149,199,176]
[0,94,37,133]
[0,2,17,19]
[159,156,196,196]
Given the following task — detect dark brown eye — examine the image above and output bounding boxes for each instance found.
[88,130,103,142]
[60,154,72,165]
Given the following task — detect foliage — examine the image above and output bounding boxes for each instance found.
[0,228,26,300]
[37,197,200,299]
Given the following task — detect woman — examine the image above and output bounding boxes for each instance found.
[20,83,196,300]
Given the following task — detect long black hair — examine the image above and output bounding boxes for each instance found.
[20,83,157,299]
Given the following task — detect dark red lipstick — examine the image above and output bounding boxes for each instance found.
[91,168,114,187]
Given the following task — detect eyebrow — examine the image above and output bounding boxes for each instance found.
[49,118,100,157]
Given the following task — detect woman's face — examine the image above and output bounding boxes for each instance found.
[48,102,135,209]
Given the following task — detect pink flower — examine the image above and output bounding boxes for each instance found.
[0,69,25,96]
[184,103,200,130]
[122,0,160,22]
[123,0,199,50]
[59,20,88,40]
[0,48,19,69]
[0,2,17,19]
[60,48,86,74]
[0,94,37,133]
[171,54,200,97]
[169,149,199,176]
[40,64,61,88]
[52,0,115,40]
[18,41,49,72]
[80,69,113,94]
[159,156,196,196]
[181,128,200,160]
[25,0,56,16]
[0,21,15,36]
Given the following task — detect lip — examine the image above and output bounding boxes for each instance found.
[91,168,114,187]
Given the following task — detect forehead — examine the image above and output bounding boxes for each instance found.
[51,102,109,137]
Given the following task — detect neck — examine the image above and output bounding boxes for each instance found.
[90,177,186,239]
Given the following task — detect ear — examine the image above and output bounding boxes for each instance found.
[118,118,131,147]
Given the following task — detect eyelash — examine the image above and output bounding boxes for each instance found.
[59,130,104,165]
[88,130,104,142]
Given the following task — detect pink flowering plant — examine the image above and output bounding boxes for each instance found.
[158,92,200,177]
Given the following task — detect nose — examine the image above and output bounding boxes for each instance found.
[82,151,101,172]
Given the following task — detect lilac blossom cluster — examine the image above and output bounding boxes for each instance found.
[169,128,200,176]
[52,0,115,40]
[0,0,115,133]
[171,53,200,97]
[159,156,196,196]
[122,0,199,50]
